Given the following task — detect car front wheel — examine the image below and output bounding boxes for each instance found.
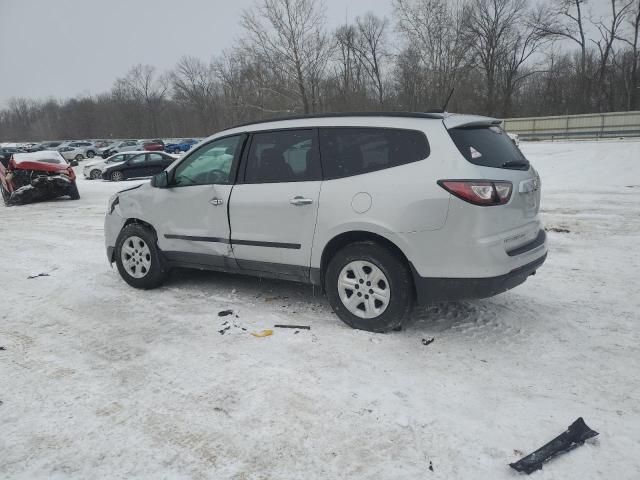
[115,223,168,289]
[86,150,95,158]
[325,241,414,332]
[90,169,102,179]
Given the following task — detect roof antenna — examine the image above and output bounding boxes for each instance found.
[442,87,455,113]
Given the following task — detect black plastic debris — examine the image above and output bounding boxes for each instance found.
[0,346,6,351]
[422,337,435,346]
[218,310,234,317]
[546,227,570,233]
[274,324,311,330]
[428,461,434,472]
[27,273,50,279]
[509,417,599,474]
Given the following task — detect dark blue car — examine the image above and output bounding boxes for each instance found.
[164,139,197,154]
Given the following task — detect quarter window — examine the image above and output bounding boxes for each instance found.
[319,128,430,179]
[244,129,320,183]
[173,135,243,186]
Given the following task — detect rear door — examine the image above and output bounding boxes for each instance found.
[146,153,170,176]
[228,129,322,280]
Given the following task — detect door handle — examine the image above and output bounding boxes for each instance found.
[290,196,313,206]
[210,197,224,206]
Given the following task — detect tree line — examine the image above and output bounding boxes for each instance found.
[1,0,638,141]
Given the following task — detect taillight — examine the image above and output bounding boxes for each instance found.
[438,180,512,206]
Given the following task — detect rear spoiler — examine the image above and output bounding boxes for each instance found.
[443,114,502,130]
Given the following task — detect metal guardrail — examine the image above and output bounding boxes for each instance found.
[502,111,640,140]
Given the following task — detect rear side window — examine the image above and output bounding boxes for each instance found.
[245,129,321,183]
[319,128,429,179]
[448,126,528,169]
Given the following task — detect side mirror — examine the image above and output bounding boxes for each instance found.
[70,160,79,167]
[151,171,169,188]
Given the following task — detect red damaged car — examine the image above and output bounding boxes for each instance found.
[0,151,80,205]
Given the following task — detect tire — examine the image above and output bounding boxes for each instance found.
[174,147,180,154]
[90,169,102,180]
[75,154,84,161]
[325,241,414,333]
[1,183,11,205]
[86,150,95,158]
[68,182,80,200]
[111,170,125,182]
[115,223,168,289]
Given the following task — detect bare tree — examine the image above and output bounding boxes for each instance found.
[171,56,220,131]
[394,0,470,109]
[591,0,634,110]
[240,0,332,114]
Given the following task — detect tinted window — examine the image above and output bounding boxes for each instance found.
[148,153,166,162]
[245,129,320,183]
[448,126,528,169]
[319,128,429,179]
[173,135,243,186]
[107,154,125,163]
[128,154,146,165]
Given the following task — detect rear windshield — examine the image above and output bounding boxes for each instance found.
[448,126,528,169]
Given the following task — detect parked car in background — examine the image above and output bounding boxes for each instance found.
[0,147,25,164]
[1,150,79,205]
[102,151,177,181]
[67,141,98,158]
[164,138,197,154]
[59,145,87,162]
[102,140,141,158]
[83,151,144,179]
[104,112,546,332]
[39,141,64,150]
[142,139,165,151]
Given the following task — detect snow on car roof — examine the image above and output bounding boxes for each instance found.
[13,150,66,164]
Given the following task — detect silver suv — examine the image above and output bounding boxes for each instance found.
[104,113,546,332]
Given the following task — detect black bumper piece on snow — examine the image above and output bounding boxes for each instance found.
[412,253,547,305]
[509,417,599,474]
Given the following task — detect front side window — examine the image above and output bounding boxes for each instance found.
[319,128,430,179]
[245,129,320,184]
[108,154,125,163]
[173,135,243,186]
[128,154,147,165]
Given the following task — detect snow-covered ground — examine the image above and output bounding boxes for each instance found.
[1,140,639,479]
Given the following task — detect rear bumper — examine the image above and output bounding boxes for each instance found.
[412,253,547,305]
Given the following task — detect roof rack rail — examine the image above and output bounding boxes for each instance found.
[225,111,444,130]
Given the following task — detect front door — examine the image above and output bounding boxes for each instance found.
[124,154,149,178]
[150,135,246,266]
[229,129,322,281]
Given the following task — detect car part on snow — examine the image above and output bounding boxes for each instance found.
[251,329,273,337]
[27,273,50,279]
[509,417,599,474]
[218,310,234,317]
[422,337,435,346]
[274,324,311,330]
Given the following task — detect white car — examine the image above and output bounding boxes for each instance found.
[58,145,87,162]
[100,140,142,158]
[104,112,546,332]
[83,151,146,179]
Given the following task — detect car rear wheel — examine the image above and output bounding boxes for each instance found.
[115,224,168,289]
[111,171,124,182]
[173,147,180,154]
[325,241,414,332]
[90,169,102,180]
[75,154,84,161]
[86,150,95,158]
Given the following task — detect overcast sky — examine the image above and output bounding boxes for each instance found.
[0,0,392,107]
[0,0,611,108]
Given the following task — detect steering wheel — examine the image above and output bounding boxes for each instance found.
[205,169,227,184]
